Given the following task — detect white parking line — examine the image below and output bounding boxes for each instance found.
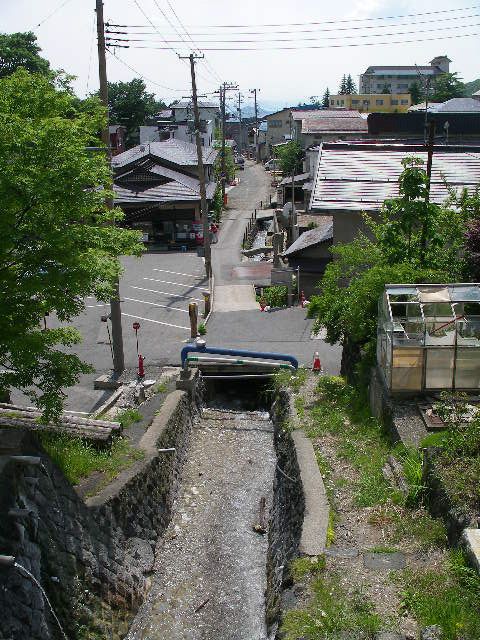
[143,277,209,291]
[152,268,204,278]
[130,286,203,302]
[123,297,188,313]
[86,303,108,308]
[123,313,189,331]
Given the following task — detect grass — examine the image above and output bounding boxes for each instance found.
[116,408,142,429]
[307,376,399,508]
[291,555,326,581]
[282,573,383,639]
[395,550,480,640]
[368,503,447,550]
[272,367,308,393]
[198,322,207,335]
[39,433,144,485]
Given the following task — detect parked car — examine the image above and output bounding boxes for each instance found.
[264,159,280,171]
[235,155,245,170]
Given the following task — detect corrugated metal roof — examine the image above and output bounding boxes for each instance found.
[283,218,333,256]
[170,100,219,109]
[279,172,310,186]
[293,109,362,120]
[112,139,218,169]
[364,66,439,75]
[310,144,480,212]
[434,98,480,113]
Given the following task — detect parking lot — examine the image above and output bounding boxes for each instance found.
[40,252,208,381]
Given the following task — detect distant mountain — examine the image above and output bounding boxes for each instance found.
[464,78,480,96]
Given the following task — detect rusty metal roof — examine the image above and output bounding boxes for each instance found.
[310,143,480,212]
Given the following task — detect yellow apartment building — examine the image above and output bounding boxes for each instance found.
[329,93,412,113]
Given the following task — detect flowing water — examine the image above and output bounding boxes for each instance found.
[126,406,276,640]
[13,562,68,640]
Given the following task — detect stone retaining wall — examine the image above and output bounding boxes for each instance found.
[0,390,194,640]
[266,387,305,634]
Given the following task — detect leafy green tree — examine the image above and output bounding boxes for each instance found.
[322,88,330,108]
[339,75,347,95]
[308,158,470,357]
[0,31,50,78]
[106,78,166,148]
[345,74,357,94]
[0,70,142,418]
[276,141,303,176]
[463,78,480,96]
[408,81,422,104]
[381,83,391,94]
[431,72,465,102]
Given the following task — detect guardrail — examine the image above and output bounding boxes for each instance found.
[180,342,298,370]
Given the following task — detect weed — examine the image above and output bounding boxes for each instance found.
[395,550,480,640]
[393,444,425,507]
[154,381,168,394]
[294,395,305,418]
[272,367,308,393]
[282,573,383,639]
[291,555,326,581]
[368,545,399,554]
[116,408,142,429]
[198,323,207,336]
[39,433,144,485]
[369,503,447,549]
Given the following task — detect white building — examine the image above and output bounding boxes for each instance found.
[359,55,450,95]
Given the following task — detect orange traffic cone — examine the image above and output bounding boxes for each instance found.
[312,351,322,372]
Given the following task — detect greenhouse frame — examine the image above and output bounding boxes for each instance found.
[377,283,480,393]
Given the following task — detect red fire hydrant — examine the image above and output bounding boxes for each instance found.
[138,354,145,379]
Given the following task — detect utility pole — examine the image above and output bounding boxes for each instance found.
[289,112,298,244]
[250,88,260,161]
[237,92,243,155]
[95,0,125,374]
[180,53,211,279]
[216,82,238,204]
[420,120,436,265]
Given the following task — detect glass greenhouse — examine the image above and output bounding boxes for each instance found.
[377,284,480,393]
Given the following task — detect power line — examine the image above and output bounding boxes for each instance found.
[35,0,75,28]
[106,11,480,36]
[161,0,223,84]
[106,21,480,45]
[105,48,189,91]
[132,0,179,55]
[114,30,480,51]
[106,4,480,29]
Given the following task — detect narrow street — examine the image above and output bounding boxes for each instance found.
[209,161,341,371]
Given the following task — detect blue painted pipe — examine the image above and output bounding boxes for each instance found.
[181,343,298,369]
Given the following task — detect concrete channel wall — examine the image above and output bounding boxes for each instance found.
[0,390,195,640]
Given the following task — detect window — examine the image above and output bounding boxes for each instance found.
[330,99,335,105]
[352,99,359,105]
[340,99,344,105]
[398,84,409,90]
[269,119,282,128]
[401,99,409,105]
[376,99,384,105]
[377,84,383,90]
[391,99,399,105]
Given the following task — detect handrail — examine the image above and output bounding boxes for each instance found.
[181,342,298,369]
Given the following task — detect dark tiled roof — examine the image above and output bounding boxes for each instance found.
[283,217,333,256]
[112,138,218,169]
[114,163,216,205]
[434,98,480,113]
[310,143,480,212]
[279,172,310,186]
[302,117,368,134]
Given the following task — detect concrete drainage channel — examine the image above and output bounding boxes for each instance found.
[127,375,325,640]
[0,370,327,640]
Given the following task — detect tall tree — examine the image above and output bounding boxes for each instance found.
[339,75,348,95]
[106,78,166,148]
[0,70,141,418]
[408,81,422,104]
[322,88,330,108]
[0,31,50,78]
[431,72,465,102]
[345,74,357,94]
[276,141,303,176]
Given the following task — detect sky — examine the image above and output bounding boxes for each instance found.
[2,0,479,113]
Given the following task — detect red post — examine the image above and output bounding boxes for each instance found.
[300,290,306,308]
[138,354,145,379]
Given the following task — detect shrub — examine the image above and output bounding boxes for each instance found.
[263,285,288,307]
